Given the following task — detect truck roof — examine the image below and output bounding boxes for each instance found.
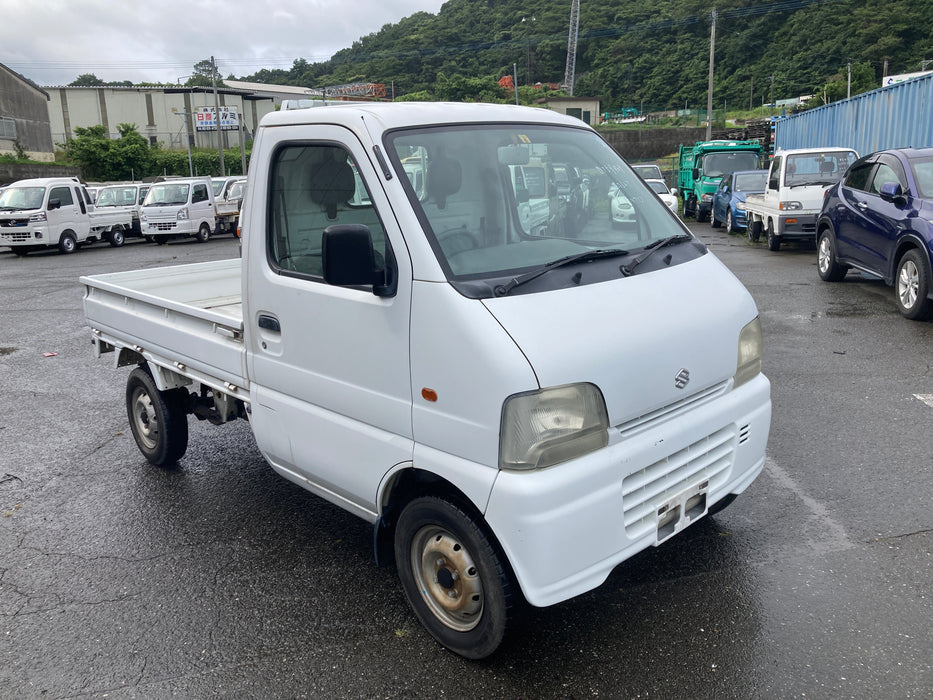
[6,177,83,187]
[259,102,590,132]
[774,147,857,155]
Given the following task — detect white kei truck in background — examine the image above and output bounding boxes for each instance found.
[93,183,150,240]
[81,102,772,659]
[745,147,858,251]
[212,176,246,236]
[139,177,216,244]
[0,177,132,255]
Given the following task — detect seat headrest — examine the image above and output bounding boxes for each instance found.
[309,149,356,219]
[427,154,462,210]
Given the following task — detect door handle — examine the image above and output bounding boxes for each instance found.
[258,314,281,332]
[856,201,868,211]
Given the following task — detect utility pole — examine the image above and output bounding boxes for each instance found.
[211,56,225,176]
[769,75,775,116]
[847,61,852,99]
[705,9,717,140]
[749,76,754,111]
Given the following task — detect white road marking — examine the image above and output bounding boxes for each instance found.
[913,394,933,408]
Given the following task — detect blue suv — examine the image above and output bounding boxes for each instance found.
[817,147,933,319]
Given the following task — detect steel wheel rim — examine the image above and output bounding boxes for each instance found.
[818,237,831,273]
[131,387,159,450]
[899,260,919,309]
[63,237,75,252]
[410,525,484,632]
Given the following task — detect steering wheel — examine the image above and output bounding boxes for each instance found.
[436,227,482,254]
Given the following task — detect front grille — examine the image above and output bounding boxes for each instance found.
[616,380,730,439]
[0,217,28,227]
[621,426,735,538]
[152,222,176,231]
[0,231,34,242]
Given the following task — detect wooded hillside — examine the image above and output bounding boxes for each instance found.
[239,0,932,111]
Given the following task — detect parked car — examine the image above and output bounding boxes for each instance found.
[631,163,664,182]
[645,178,678,213]
[608,184,636,228]
[710,170,769,234]
[816,147,933,319]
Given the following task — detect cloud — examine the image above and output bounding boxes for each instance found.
[0,0,442,85]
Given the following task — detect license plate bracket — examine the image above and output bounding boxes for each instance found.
[655,480,709,544]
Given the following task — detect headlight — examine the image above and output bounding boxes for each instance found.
[28,212,47,223]
[734,317,763,389]
[177,207,189,220]
[779,201,802,210]
[701,193,712,202]
[500,383,609,471]
[736,202,746,211]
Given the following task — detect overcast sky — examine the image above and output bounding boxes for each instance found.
[1,0,445,87]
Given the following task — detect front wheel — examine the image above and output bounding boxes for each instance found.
[195,223,211,243]
[394,496,515,659]
[817,230,847,281]
[766,221,781,251]
[58,233,77,254]
[725,210,736,234]
[125,367,189,466]
[895,249,932,320]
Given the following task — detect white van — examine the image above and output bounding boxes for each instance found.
[0,177,131,254]
[140,177,215,243]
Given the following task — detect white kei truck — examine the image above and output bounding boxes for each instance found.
[0,177,132,255]
[744,147,859,251]
[139,177,216,244]
[81,102,772,659]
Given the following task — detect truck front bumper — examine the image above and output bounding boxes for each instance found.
[776,213,818,240]
[0,225,50,246]
[484,373,771,607]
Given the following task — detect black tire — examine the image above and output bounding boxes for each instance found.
[747,218,761,243]
[766,220,781,251]
[154,237,167,245]
[895,249,932,320]
[195,223,211,243]
[394,496,515,659]
[725,210,736,234]
[108,227,125,247]
[710,210,721,228]
[58,232,77,254]
[125,367,189,466]
[817,229,847,282]
[12,248,29,257]
[696,206,708,223]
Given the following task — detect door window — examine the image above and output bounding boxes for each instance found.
[267,144,388,281]
[868,162,906,195]
[192,184,208,203]
[49,186,74,206]
[844,162,875,192]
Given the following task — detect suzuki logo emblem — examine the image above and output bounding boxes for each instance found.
[674,368,690,389]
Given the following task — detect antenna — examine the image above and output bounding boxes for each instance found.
[562,0,580,96]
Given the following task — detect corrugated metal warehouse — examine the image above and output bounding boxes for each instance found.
[775,72,933,154]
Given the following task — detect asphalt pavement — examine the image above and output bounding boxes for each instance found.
[1,227,930,698]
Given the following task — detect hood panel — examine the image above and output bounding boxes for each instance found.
[481,254,759,426]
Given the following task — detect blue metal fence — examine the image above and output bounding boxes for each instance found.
[775,73,933,155]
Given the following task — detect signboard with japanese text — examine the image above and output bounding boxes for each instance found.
[195,106,240,131]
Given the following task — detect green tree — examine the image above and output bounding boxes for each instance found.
[186,59,219,87]
[58,124,154,181]
[69,73,105,87]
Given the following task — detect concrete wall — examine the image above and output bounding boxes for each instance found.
[46,87,275,151]
[0,64,54,161]
[0,163,80,186]
[599,127,709,161]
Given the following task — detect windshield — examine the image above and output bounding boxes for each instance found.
[211,179,227,196]
[734,172,768,192]
[143,183,190,206]
[702,152,760,178]
[0,187,46,210]
[647,180,670,195]
[909,156,933,199]
[386,124,690,283]
[96,186,138,207]
[785,151,858,186]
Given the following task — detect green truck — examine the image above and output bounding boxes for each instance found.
[677,139,765,221]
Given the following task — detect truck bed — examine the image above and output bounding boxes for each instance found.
[81,258,247,392]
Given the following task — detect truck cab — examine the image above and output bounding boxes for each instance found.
[678,140,764,222]
[140,177,216,244]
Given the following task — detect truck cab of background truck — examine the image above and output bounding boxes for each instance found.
[678,140,764,222]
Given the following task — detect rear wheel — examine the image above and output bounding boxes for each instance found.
[195,223,211,243]
[747,218,761,243]
[817,230,847,281]
[710,210,721,228]
[108,227,125,247]
[394,496,514,659]
[125,367,189,466]
[895,249,932,320]
[58,233,77,254]
[725,210,736,234]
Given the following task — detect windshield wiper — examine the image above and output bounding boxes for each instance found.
[493,248,630,296]
[620,234,693,277]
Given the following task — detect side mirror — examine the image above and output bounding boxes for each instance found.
[48,198,61,211]
[236,198,243,212]
[322,224,397,297]
[769,178,779,191]
[670,187,678,196]
[692,168,700,180]
[879,181,907,206]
